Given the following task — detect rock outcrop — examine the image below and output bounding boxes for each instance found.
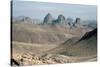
[56,14,66,24]
[73,18,80,27]
[43,13,53,24]
[43,13,66,25]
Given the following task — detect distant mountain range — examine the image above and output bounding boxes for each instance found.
[12,13,97,29]
[82,20,97,29]
[12,16,42,24]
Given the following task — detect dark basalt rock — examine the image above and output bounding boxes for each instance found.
[79,28,97,41]
[43,13,53,24]
[56,14,66,24]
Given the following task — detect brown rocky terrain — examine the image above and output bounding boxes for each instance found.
[11,14,97,66]
[12,22,92,44]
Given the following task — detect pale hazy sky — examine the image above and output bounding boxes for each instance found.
[12,1,97,20]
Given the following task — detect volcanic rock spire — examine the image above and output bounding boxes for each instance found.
[43,13,53,24]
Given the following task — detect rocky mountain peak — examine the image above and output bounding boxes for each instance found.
[56,14,66,24]
[75,18,80,23]
[72,18,81,27]
[43,13,53,24]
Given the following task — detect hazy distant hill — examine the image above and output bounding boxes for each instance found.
[82,20,97,29]
[12,16,41,24]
